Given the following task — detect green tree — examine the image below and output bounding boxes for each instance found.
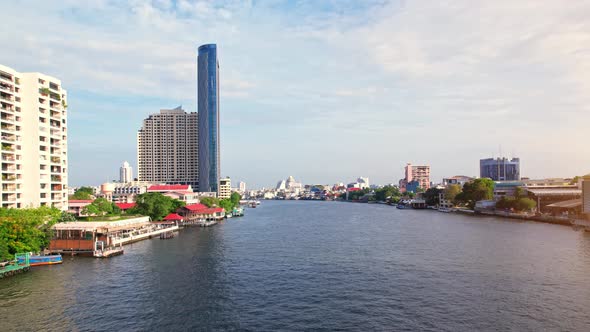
[131,193,184,221]
[0,206,61,261]
[444,184,462,204]
[230,192,241,206]
[374,186,401,202]
[81,198,120,217]
[219,199,234,212]
[455,178,494,209]
[70,186,95,200]
[515,198,536,211]
[58,211,77,223]
[200,197,219,207]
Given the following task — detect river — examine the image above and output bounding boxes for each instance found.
[1,200,590,331]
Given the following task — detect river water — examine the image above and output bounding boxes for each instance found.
[1,201,590,331]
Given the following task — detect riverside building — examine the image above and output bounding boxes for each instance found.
[399,163,430,193]
[198,44,220,194]
[218,177,231,199]
[0,64,68,210]
[480,157,520,181]
[137,106,198,189]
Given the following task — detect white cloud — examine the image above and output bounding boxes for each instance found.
[0,0,588,186]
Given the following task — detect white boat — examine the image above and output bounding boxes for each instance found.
[438,207,451,213]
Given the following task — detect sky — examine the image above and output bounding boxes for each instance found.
[1,0,589,188]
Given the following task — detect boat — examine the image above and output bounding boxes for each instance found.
[19,254,62,266]
[249,202,257,208]
[438,207,451,213]
[396,203,407,209]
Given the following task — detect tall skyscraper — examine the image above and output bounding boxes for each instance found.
[137,107,198,189]
[480,157,520,181]
[119,161,133,183]
[198,44,220,193]
[0,64,68,210]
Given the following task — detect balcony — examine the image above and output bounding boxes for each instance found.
[0,84,13,93]
[2,155,15,162]
[1,144,14,152]
[2,174,16,181]
[2,184,16,192]
[0,103,14,112]
[0,94,13,103]
[0,72,13,84]
[50,156,61,164]
[51,184,62,191]
[2,194,16,202]
[50,111,61,120]
[2,165,16,172]
[51,175,61,182]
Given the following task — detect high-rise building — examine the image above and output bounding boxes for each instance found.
[198,44,220,194]
[137,107,198,189]
[218,177,231,199]
[0,64,68,210]
[399,163,430,193]
[480,157,520,181]
[119,161,133,183]
[238,181,246,193]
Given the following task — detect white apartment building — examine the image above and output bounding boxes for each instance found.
[219,177,231,199]
[137,107,198,189]
[238,181,246,193]
[0,64,68,210]
[119,161,133,183]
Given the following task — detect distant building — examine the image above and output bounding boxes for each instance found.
[399,163,430,193]
[218,177,231,199]
[357,177,370,189]
[480,157,520,181]
[442,175,473,187]
[198,44,220,193]
[0,64,68,210]
[582,175,590,218]
[119,161,133,183]
[137,107,198,189]
[238,181,246,193]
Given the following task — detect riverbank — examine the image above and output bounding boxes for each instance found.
[339,199,580,228]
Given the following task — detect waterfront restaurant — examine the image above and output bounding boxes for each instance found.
[49,216,153,255]
[177,204,225,224]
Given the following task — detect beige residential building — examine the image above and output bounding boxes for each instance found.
[0,64,68,210]
[137,107,198,189]
[218,177,231,199]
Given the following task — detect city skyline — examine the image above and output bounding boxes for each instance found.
[1,1,588,188]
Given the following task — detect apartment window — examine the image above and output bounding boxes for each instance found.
[40,193,47,198]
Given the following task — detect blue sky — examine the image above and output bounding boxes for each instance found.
[1,0,589,188]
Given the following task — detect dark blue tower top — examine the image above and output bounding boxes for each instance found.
[198,44,220,193]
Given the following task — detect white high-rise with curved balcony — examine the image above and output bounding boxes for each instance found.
[0,64,68,210]
[119,161,133,183]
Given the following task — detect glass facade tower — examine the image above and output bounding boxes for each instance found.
[197,44,220,193]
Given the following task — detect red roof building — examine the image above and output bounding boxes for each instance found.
[163,213,184,221]
[115,202,136,210]
[147,185,192,192]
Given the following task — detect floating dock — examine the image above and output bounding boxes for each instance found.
[0,253,30,279]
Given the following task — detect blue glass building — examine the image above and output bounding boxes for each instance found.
[198,44,220,193]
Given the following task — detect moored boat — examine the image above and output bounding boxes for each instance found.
[19,254,62,266]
